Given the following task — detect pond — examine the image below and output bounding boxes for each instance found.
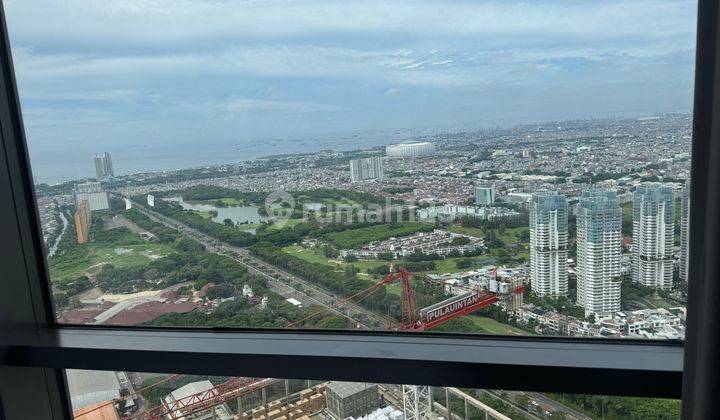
[164,197,268,233]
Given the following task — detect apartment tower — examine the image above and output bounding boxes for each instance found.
[529,191,568,297]
[632,184,675,290]
[576,189,622,315]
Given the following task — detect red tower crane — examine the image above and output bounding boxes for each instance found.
[376,266,524,332]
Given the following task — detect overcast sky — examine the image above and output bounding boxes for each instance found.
[5,0,697,153]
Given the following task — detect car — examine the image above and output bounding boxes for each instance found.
[531,400,540,407]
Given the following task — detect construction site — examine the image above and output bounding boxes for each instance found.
[71,266,526,420]
[71,373,520,420]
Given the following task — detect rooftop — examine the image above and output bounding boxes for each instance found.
[327,381,376,399]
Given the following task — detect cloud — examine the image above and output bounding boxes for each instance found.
[4,0,697,157]
[4,0,696,49]
[225,97,337,114]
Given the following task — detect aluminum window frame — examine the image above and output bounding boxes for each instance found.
[1,1,718,418]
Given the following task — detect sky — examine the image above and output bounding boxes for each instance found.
[3,0,698,182]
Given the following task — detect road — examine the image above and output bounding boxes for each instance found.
[497,389,591,420]
[47,210,68,257]
[124,196,389,329]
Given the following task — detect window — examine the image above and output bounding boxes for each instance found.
[2,0,719,419]
[2,1,696,340]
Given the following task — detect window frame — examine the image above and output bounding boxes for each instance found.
[0,1,716,418]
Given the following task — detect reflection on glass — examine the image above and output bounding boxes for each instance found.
[5,1,694,337]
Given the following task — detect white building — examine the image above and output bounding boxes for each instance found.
[576,190,622,315]
[530,191,568,297]
[350,156,384,182]
[474,185,495,206]
[385,142,435,158]
[679,180,690,282]
[632,184,675,290]
[417,204,520,223]
[73,182,109,211]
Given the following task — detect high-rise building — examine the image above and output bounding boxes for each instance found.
[474,185,495,206]
[349,156,384,182]
[74,182,110,211]
[632,184,675,290]
[94,152,114,180]
[74,199,91,244]
[529,191,568,297]
[679,179,690,282]
[576,190,622,315]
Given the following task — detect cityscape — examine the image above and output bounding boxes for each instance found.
[34,114,689,419]
[4,0,698,417]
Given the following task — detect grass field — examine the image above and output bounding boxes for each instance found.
[237,223,261,232]
[49,241,173,283]
[466,315,530,336]
[282,245,389,272]
[283,245,500,279]
[195,210,214,219]
[431,256,496,273]
[322,222,433,248]
[448,225,529,244]
[267,218,303,231]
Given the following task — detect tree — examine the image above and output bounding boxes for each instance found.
[376,251,394,261]
[449,236,471,246]
[205,284,234,299]
[223,218,234,227]
[343,254,358,262]
[323,245,339,258]
[455,259,474,269]
[514,394,530,408]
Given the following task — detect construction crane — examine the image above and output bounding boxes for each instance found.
[377,266,524,332]
[127,266,524,420]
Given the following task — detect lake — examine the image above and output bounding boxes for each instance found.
[164,197,268,232]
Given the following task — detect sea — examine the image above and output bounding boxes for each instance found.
[26,129,419,185]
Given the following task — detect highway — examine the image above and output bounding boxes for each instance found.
[124,196,389,329]
[495,389,591,420]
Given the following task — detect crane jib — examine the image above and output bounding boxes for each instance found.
[421,292,483,323]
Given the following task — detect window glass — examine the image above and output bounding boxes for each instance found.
[66,369,681,420]
[5,1,695,338]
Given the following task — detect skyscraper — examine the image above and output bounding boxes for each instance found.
[94,152,114,181]
[74,199,91,244]
[475,185,495,206]
[530,191,568,297]
[632,184,675,290]
[349,156,384,182]
[679,179,690,282]
[576,190,622,315]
